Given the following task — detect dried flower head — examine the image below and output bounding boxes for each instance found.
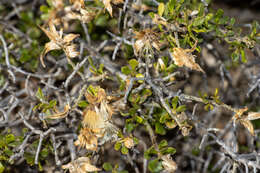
[52,0,64,9]
[171,45,205,73]
[74,127,99,151]
[133,29,161,56]
[122,137,134,149]
[232,107,259,136]
[161,155,177,173]
[131,3,151,11]
[83,109,106,129]
[77,86,118,150]
[64,7,96,23]
[40,21,79,67]
[70,0,85,10]
[102,0,124,17]
[62,157,101,173]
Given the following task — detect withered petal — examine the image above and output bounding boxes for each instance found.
[63,34,80,43]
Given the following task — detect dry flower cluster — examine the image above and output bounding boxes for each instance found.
[74,86,118,151]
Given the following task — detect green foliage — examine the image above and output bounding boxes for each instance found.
[0,162,4,173]
[148,159,163,173]
[89,57,105,75]
[151,0,259,63]
[34,87,57,114]
[102,162,129,173]
[0,129,26,170]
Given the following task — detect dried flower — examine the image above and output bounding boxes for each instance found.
[171,45,205,73]
[74,127,99,151]
[133,29,161,56]
[76,86,118,150]
[65,8,96,23]
[102,0,124,17]
[70,0,85,10]
[40,21,79,67]
[232,107,258,136]
[83,109,106,129]
[123,137,134,149]
[62,157,101,173]
[161,155,177,173]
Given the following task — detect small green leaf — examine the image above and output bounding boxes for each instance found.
[155,122,166,135]
[171,97,179,110]
[176,105,186,113]
[0,162,4,173]
[158,140,168,149]
[161,147,176,155]
[205,13,214,23]
[126,123,135,133]
[231,50,240,61]
[158,3,165,17]
[136,73,144,83]
[215,9,224,23]
[114,141,122,151]
[129,59,138,70]
[5,134,15,143]
[240,49,247,63]
[148,159,163,173]
[133,137,139,145]
[193,16,205,27]
[95,15,108,27]
[230,17,235,26]
[36,87,45,101]
[24,153,34,166]
[144,146,157,159]
[49,100,57,108]
[20,49,32,63]
[121,66,131,75]
[78,100,88,108]
[135,115,144,124]
[4,148,13,156]
[103,162,113,171]
[40,147,49,158]
[121,146,129,154]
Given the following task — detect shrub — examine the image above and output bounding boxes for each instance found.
[0,0,260,172]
